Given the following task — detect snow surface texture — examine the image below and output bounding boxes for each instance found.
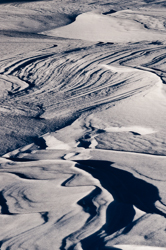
[1,0,166,249]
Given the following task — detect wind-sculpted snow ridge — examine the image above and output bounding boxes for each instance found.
[1,41,166,117]
[1,130,166,249]
[1,40,166,155]
[0,156,112,250]
[1,40,166,250]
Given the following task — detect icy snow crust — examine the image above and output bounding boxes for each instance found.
[0,0,166,250]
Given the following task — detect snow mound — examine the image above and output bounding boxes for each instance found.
[43,11,166,43]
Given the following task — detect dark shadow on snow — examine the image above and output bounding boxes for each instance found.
[0,191,10,214]
[9,172,34,179]
[60,186,103,250]
[77,139,91,149]
[80,201,135,250]
[75,160,166,217]
[77,186,102,223]
[0,30,49,39]
[33,136,47,149]
[103,10,116,15]
[40,211,49,223]
[71,160,166,249]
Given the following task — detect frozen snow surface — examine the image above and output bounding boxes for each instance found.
[1,0,166,249]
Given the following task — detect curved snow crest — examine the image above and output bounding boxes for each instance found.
[2,144,166,249]
[0,156,113,250]
[43,11,166,43]
[101,64,164,93]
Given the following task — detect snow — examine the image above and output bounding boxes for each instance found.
[0,0,166,249]
[43,11,166,43]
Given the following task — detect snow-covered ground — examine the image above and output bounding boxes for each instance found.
[0,0,166,249]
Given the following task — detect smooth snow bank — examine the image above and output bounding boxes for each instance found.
[105,126,156,135]
[43,134,71,150]
[110,246,166,250]
[43,11,166,43]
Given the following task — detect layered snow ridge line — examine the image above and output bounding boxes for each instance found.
[1,2,166,250]
[1,39,166,155]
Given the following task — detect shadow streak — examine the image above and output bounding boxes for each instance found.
[60,187,102,250]
[71,160,166,249]
[76,160,166,217]
[103,10,116,15]
[0,191,10,214]
[80,201,135,250]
